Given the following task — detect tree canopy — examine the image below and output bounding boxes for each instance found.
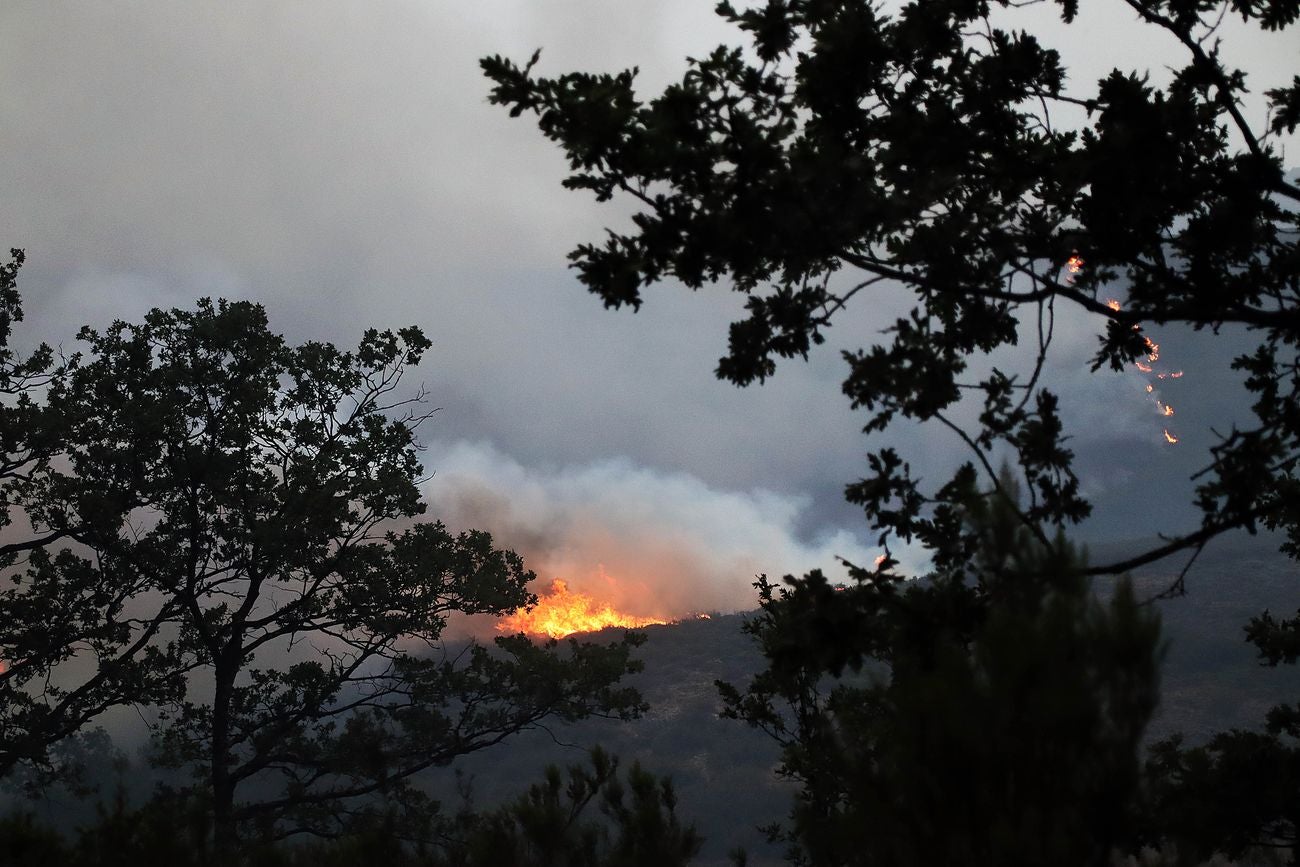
[483,0,1300,577]
[0,289,645,859]
[485,0,1299,862]
[718,478,1162,866]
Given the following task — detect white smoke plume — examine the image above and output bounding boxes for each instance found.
[419,440,879,622]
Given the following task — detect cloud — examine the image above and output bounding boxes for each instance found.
[421,440,884,619]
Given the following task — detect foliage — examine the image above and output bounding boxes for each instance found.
[0,749,700,867]
[439,746,702,867]
[0,250,157,776]
[486,4,1299,863]
[716,475,1162,866]
[0,293,645,859]
[1144,609,1300,864]
[483,0,1300,576]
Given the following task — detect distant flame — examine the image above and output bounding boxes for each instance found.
[1079,252,1183,443]
[497,578,668,639]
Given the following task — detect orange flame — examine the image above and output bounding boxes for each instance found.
[497,578,668,639]
[1078,246,1184,442]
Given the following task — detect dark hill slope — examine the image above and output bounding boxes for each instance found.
[433,533,1299,864]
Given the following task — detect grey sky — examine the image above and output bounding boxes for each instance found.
[2,1,1294,614]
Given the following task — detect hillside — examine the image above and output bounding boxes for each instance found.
[1,532,1295,865]
[431,531,1300,865]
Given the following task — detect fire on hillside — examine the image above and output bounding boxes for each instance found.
[496,577,671,639]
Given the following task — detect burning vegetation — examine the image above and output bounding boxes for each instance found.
[497,578,670,639]
[1093,272,1185,443]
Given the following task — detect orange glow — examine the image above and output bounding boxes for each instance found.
[1146,384,1154,393]
[497,578,668,639]
[1163,429,1179,444]
[1161,403,1174,417]
[1135,361,1153,373]
[1157,371,1184,380]
[1066,254,1085,275]
[1105,298,1122,311]
[1143,338,1160,362]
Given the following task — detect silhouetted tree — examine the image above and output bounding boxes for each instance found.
[1144,609,1300,864]
[483,0,1300,578]
[718,475,1162,866]
[439,747,702,867]
[0,251,177,777]
[2,295,645,861]
[485,4,1298,862]
[0,748,701,867]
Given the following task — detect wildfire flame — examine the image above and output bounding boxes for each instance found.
[497,578,668,639]
[1077,255,1184,444]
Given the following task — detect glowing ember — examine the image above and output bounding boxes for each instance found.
[497,578,668,639]
[1078,252,1183,443]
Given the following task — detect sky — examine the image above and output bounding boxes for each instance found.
[2,1,1295,618]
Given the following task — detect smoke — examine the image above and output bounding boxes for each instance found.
[420,440,880,620]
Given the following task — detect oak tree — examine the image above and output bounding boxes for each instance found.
[2,295,644,859]
[483,0,1300,578]
[484,1,1298,862]
[0,251,167,779]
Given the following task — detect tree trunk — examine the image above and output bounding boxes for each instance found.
[210,657,238,862]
